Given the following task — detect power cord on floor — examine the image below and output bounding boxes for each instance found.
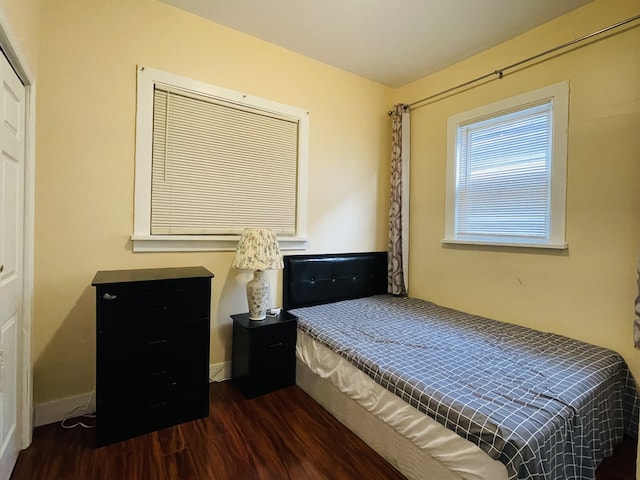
[61,387,96,429]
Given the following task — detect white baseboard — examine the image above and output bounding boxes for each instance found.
[34,391,95,428]
[34,362,232,428]
[210,361,232,382]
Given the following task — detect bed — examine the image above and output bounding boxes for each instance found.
[283,251,639,480]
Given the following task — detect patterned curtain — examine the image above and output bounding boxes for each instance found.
[634,258,640,348]
[388,104,410,296]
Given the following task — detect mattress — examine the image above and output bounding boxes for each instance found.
[290,294,639,480]
[296,329,509,480]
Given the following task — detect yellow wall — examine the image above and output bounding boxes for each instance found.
[393,0,640,381]
[34,0,391,403]
[0,0,40,75]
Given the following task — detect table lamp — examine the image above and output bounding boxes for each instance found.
[232,228,283,320]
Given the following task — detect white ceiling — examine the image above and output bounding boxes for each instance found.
[160,0,592,88]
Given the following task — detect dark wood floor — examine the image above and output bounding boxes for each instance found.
[597,438,637,480]
[10,381,636,480]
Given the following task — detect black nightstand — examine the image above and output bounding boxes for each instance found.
[231,311,298,398]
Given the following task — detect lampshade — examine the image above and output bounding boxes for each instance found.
[232,228,284,271]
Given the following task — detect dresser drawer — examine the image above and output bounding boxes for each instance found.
[96,383,209,446]
[97,283,210,332]
[97,320,209,392]
[100,376,209,412]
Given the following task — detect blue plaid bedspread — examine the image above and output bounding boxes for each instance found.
[291,295,639,480]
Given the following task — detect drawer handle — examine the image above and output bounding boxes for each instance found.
[148,339,168,345]
[269,342,284,348]
[146,370,168,377]
[147,401,168,410]
[148,306,168,312]
[102,293,117,301]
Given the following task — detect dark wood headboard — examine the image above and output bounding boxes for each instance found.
[282,252,388,310]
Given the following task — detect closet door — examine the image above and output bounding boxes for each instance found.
[0,48,25,480]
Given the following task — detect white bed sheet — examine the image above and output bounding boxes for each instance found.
[296,329,509,480]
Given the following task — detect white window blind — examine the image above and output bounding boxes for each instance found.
[455,101,552,241]
[444,82,568,249]
[151,87,299,236]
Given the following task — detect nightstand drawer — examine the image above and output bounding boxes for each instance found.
[253,331,295,372]
[253,329,296,359]
[252,368,295,397]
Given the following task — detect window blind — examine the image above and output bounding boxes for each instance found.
[455,100,553,241]
[151,87,299,235]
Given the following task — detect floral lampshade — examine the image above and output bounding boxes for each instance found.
[232,228,283,271]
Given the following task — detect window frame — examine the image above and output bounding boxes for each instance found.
[443,81,569,249]
[132,65,309,252]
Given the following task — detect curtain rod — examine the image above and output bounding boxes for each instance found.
[389,13,640,114]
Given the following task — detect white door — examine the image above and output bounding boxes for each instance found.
[0,49,25,480]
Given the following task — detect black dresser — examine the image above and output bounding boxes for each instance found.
[92,266,213,446]
[231,311,297,398]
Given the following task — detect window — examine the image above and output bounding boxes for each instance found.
[132,66,309,252]
[444,82,569,248]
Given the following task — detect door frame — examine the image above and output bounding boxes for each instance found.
[0,5,36,448]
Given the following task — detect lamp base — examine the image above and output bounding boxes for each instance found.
[247,270,269,321]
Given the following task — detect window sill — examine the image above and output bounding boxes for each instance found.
[441,238,568,250]
[131,234,309,253]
